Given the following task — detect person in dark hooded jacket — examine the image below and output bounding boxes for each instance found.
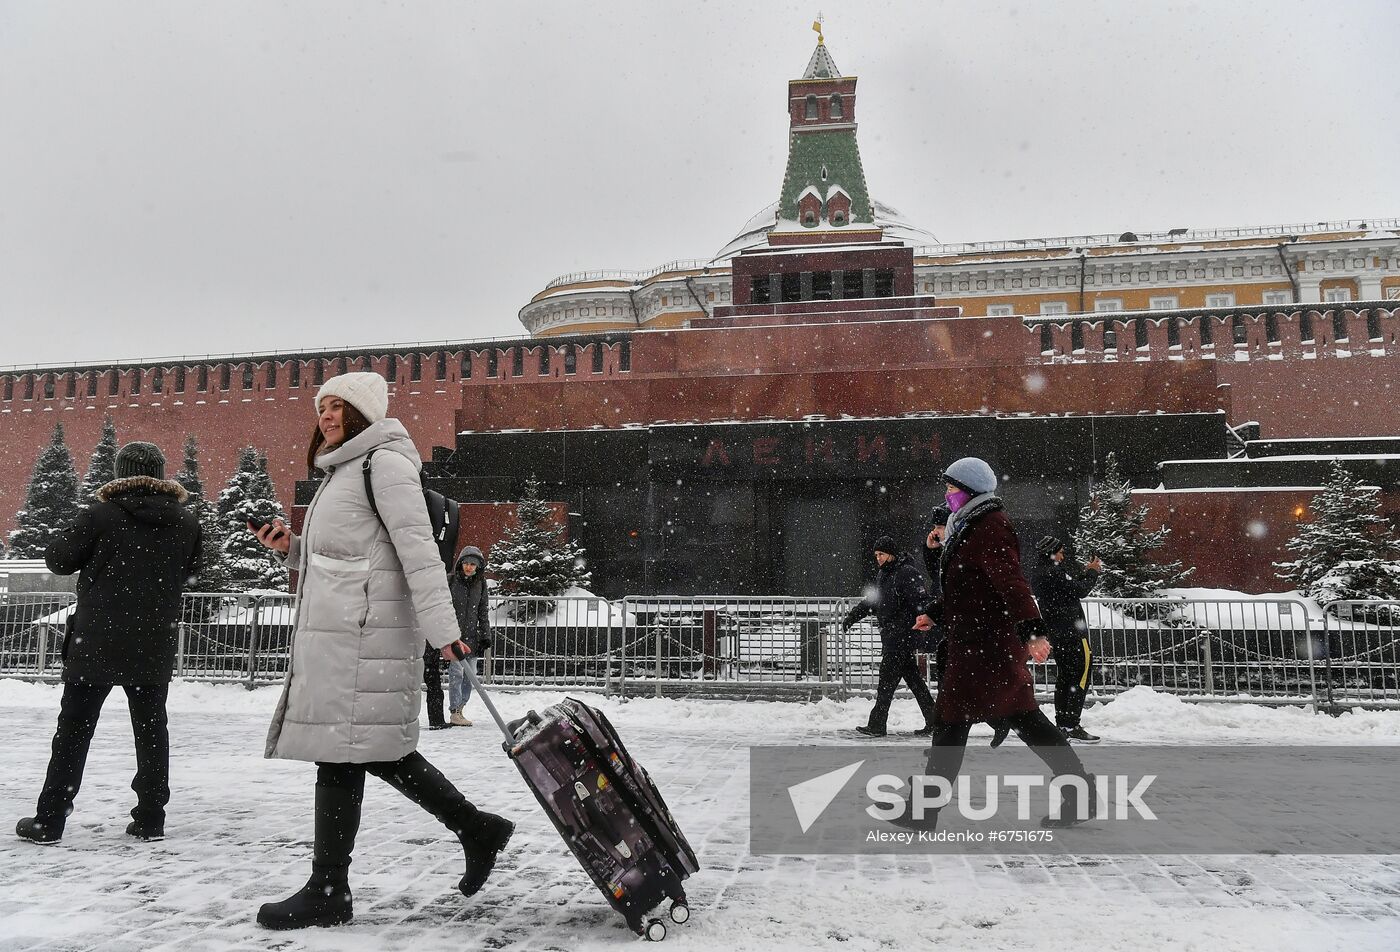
[446,545,491,727]
[842,536,938,737]
[16,442,201,845]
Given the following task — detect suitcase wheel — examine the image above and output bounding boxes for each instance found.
[644,919,667,942]
[668,900,690,925]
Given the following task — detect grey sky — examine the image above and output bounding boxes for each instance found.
[2,0,1397,368]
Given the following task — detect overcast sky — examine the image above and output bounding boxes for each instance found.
[2,0,1397,368]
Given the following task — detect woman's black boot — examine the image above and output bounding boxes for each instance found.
[257,767,362,930]
[371,752,514,897]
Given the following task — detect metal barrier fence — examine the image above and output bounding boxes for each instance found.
[1079,596,1320,702]
[1,592,1397,709]
[0,592,75,678]
[616,596,859,697]
[1317,600,1400,711]
[483,595,619,691]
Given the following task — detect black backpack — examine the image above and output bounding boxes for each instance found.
[361,449,461,569]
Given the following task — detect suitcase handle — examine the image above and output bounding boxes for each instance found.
[461,661,517,746]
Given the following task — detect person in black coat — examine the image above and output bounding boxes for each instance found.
[1031,536,1103,742]
[842,536,938,736]
[16,442,201,845]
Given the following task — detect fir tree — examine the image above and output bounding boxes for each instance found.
[1072,452,1192,598]
[174,435,231,593]
[491,476,591,619]
[1276,461,1400,604]
[8,422,82,558]
[191,498,233,594]
[174,434,204,501]
[78,415,118,506]
[216,446,289,591]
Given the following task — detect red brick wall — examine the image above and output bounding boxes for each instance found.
[1136,487,1400,593]
[0,356,462,538]
[456,501,569,566]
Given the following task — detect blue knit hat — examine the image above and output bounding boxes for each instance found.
[943,457,997,495]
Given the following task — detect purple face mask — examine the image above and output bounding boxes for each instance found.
[946,488,972,513]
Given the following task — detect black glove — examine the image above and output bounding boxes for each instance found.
[917,600,943,624]
[1015,617,1049,643]
[479,637,493,654]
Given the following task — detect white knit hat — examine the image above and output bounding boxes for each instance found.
[316,371,388,423]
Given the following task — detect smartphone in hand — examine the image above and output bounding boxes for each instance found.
[248,517,270,533]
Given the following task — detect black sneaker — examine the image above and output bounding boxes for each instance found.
[15,817,63,845]
[913,724,937,736]
[428,723,452,731]
[989,724,1012,748]
[854,725,886,738]
[126,819,165,841]
[1062,726,1101,743]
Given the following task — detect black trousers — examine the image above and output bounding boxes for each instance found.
[312,750,474,868]
[868,650,938,732]
[36,682,170,827]
[1051,633,1093,728]
[924,707,1088,789]
[422,649,445,727]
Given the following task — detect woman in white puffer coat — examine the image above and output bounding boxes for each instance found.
[251,372,514,931]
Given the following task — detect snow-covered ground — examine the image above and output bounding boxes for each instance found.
[0,680,1397,951]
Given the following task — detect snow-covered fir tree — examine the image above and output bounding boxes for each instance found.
[1277,461,1400,604]
[216,446,288,591]
[78,415,118,506]
[175,435,231,593]
[491,476,591,618]
[173,434,204,501]
[8,422,82,558]
[1072,451,1192,598]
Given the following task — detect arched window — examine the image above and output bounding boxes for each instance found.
[803,209,817,226]
[831,209,846,225]
[805,94,818,119]
[830,94,843,118]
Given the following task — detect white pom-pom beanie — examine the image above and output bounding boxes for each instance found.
[315,371,388,423]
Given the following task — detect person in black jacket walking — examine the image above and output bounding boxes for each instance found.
[842,536,938,737]
[16,442,201,844]
[445,546,491,727]
[1030,536,1103,742]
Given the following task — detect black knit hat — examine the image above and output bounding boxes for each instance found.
[872,535,898,556]
[927,505,951,531]
[115,442,166,480]
[1036,535,1065,559]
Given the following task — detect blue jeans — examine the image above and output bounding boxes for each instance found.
[447,656,478,712]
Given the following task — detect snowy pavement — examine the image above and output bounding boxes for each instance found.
[0,681,1397,952]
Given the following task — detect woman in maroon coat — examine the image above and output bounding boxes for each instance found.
[909,457,1092,828]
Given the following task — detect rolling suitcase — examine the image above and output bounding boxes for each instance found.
[464,666,700,941]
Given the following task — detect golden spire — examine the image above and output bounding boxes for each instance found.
[812,13,824,45]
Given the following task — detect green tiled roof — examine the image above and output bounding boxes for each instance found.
[777,128,873,225]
